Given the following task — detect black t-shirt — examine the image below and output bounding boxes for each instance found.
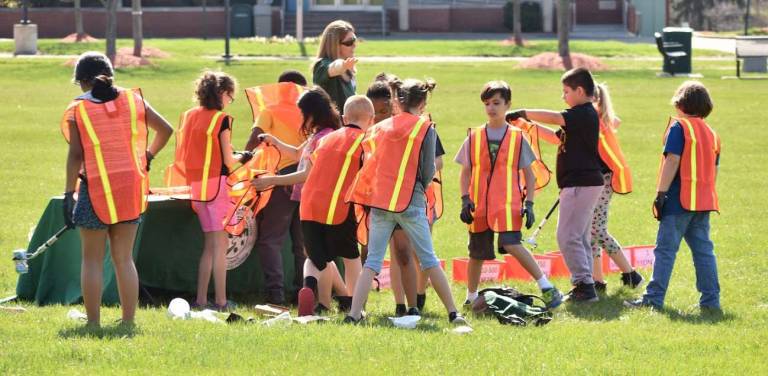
[435,131,445,158]
[220,116,231,175]
[555,103,604,188]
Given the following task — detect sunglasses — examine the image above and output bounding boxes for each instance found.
[340,37,357,47]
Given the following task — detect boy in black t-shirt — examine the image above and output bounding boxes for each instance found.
[505,68,604,302]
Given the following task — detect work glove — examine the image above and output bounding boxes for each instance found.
[63,191,75,229]
[460,194,475,224]
[238,151,254,164]
[145,150,155,172]
[505,109,528,123]
[522,200,535,229]
[653,191,667,221]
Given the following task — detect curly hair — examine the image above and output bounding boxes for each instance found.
[195,70,237,110]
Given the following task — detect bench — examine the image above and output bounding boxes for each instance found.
[736,36,768,78]
[655,32,688,74]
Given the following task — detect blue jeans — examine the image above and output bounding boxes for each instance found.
[642,211,720,309]
[364,204,440,274]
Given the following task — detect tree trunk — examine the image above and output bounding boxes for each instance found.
[74,0,84,41]
[557,0,572,70]
[513,0,523,46]
[132,0,143,57]
[105,0,118,62]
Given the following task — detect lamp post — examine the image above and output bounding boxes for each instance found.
[21,0,30,24]
[223,0,232,61]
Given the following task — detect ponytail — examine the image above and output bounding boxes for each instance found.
[91,75,119,102]
[390,78,436,113]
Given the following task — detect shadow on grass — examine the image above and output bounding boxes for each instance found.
[663,307,735,325]
[354,315,442,332]
[58,322,139,340]
[564,293,627,321]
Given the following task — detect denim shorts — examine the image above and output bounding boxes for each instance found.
[73,180,142,230]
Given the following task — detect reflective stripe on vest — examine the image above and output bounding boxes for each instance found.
[74,89,147,224]
[326,132,365,224]
[597,120,633,194]
[389,117,427,211]
[200,111,224,200]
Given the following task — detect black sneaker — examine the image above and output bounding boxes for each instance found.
[566,283,599,303]
[407,307,420,316]
[448,311,469,326]
[416,293,426,311]
[336,296,353,313]
[395,304,407,317]
[342,313,364,325]
[314,303,330,315]
[594,281,608,294]
[621,271,645,289]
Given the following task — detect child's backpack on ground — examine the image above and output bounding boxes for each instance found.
[471,286,553,327]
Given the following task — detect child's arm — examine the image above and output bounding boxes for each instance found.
[507,112,561,145]
[459,164,471,196]
[259,133,302,161]
[522,165,536,202]
[657,154,681,192]
[252,160,311,191]
[145,103,174,160]
[219,128,251,171]
[523,110,565,126]
[65,121,83,193]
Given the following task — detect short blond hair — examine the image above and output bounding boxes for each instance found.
[343,95,374,123]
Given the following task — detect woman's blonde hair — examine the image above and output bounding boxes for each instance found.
[314,20,355,65]
[594,83,617,128]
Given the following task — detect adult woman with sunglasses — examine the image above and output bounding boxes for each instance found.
[312,20,358,114]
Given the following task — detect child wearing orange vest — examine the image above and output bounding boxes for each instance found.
[244,71,308,305]
[505,68,604,303]
[344,78,467,325]
[62,52,173,327]
[175,71,252,311]
[626,81,721,311]
[252,87,353,313]
[589,83,644,292]
[456,81,563,309]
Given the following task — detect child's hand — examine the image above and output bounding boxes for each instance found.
[522,200,535,229]
[460,194,475,224]
[237,151,253,164]
[258,133,278,147]
[252,176,274,191]
[505,110,528,123]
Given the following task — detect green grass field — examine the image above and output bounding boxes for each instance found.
[1,39,766,374]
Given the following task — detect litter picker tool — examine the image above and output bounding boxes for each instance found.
[11,226,70,274]
[525,199,559,250]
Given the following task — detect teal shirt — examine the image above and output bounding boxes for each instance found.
[312,58,356,114]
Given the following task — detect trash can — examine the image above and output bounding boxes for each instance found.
[662,27,693,74]
[231,3,254,38]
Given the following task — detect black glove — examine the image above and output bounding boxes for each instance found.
[522,200,535,229]
[505,109,528,123]
[460,194,475,224]
[238,151,254,164]
[63,191,75,229]
[653,191,667,221]
[145,150,155,172]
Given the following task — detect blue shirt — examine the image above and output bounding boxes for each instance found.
[662,121,719,216]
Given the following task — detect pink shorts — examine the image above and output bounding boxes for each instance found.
[191,176,231,233]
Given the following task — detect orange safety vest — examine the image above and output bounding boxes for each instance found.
[468,125,525,233]
[166,107,231,202]
[69,89,149,224]
[346,112,432,213]
[224,144,281,235]
[509,119,551,191]
[597,119,633,194]
[659,117,721,212]
[300,125,365,224]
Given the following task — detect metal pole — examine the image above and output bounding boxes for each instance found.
[21,0,29,24]
[202,0,208,40]
[224,0,232,60]
[296,0,303,41]
[745,0,752,36]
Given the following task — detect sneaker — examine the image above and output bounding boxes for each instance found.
[342,313,364,325]
[190,301,208,310]
[336,296,353,313]
[623,298,660,310]
[621,271,645,289]
[407,307,420,316]
[566,283,599,303]
[297,287,315,317]
[448,311,469,326]
[594,281,608,293]
[541,287,564,309]
[395,304,407,317]
[314,303,330,315]
[211,301,236,312]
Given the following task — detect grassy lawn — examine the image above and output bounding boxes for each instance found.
[0,46,766,374]
[0,37,732,58]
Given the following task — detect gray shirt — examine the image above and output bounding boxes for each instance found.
[454,126,536,168]
[411,127,436,207]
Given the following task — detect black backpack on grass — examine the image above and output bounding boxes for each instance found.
[472,286,553,327]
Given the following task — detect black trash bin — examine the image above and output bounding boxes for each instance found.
[661,27,693,74]
[231,4,254,38]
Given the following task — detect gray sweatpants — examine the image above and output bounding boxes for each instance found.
[556,186,603,285]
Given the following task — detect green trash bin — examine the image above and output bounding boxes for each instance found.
[231,4,254,38]
[662,27,693,74]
